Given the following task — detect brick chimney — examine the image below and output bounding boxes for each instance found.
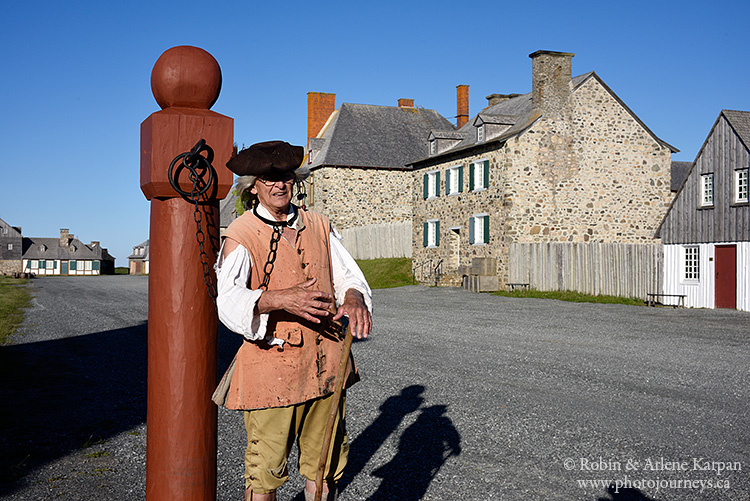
[456,84,469,128]
[307,92,336,148]
[529,50,574,119]
[398,98,414,108]
[60,228,70,247]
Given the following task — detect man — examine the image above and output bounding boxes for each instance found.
[215,141,372,501]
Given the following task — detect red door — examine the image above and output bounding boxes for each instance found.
[715,245,736,309]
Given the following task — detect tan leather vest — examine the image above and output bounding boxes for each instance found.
[221,207,358,410]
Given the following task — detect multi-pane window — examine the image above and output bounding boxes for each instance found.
[477,124,485,143]
[423,171,440,199]
[7,243,13,250]
[470,160,489,191]
[429,140,437,156]
[445,165,463,195]
[735,168,748,203]
[469,213,490,245]
[684,246,700,281]
[423,219,440,248]
[701,174,714,206]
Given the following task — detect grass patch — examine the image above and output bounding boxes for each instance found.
[355,258,414,289]
[114,267,129,275]
[491,288,645,306]
[84,451,110,459]
[0,276,33,344]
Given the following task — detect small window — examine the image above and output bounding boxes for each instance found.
[701,174,714,206]
[469,213,490,245]
[684,246,700,281]
[477,124,485,143]
[423,171,440,199]
[445,165,463,195]
[429,140,437,156]
[423,219,440,248]
[735,168,748,203]
[70,260,77,271]
[7,243,12,251]
[1,227,7,234]
[470,160,489,191]
[39,244,47,252]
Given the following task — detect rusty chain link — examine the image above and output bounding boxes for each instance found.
[168,139,218,300]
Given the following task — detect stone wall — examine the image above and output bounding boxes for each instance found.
[309,166,414,230]
[0,259,22,275]
[412,76,673,287]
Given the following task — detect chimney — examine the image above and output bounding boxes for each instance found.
[486,93,522,107]
[529,50,574,119]
[456,84,469,128]
[307,92,336,148]
[398,98,414,108]
[90,241,100,248]
[60,228,70,247]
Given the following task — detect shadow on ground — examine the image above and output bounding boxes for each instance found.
[0,323,240,497]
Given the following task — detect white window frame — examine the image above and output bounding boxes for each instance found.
[447,165,462,195]
[1,227,7,234]
[471,160,489,191]
[470,213,489,245]
[735,168,748,203]
[425,219,439,248]
[700,173,714,207]
[429,139,437,156]
[683,246,700,282]
[7,243,12,251]
[477,123,485,143]
[425,170,440,199]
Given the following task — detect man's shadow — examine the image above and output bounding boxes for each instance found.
[368,404,461,500]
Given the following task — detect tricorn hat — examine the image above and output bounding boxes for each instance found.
[226,140,304,177]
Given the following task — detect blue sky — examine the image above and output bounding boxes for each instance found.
[1,0,748,266]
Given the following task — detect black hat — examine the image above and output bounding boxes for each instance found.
[226,140,304,177]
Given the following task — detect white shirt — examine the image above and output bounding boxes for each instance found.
[216,205,372,344]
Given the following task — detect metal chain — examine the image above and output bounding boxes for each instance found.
[259,225,283,291]
[168,139,218,300]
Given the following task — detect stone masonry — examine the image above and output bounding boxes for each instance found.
[412,53,674,287]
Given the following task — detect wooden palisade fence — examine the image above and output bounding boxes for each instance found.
[509,243,663,300]
[339,221,412,260]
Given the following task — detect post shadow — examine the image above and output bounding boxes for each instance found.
[597,483,657,501]
[368,404,461,500]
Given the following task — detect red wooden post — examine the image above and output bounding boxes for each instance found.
[140,45,233,500]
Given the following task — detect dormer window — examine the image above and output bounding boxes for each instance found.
[429,139,437,156]
[477,123,485,142]
[39,244,47,252]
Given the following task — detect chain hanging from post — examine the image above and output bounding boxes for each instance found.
[168,139,218,300]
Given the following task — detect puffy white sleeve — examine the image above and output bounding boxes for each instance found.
[215,242,270,341]
[330,230,373,313]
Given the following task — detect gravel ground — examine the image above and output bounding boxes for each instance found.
[1,276,748,500]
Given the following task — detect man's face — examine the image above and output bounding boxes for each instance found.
[251,174,294,214]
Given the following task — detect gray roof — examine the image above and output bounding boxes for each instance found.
[722,110,750,150]
[22,237,106,260]
[309,103,456,170]
[670,161,692,192]
[127,240,149,260]
[220,194,238,228]
[412,72,677,165]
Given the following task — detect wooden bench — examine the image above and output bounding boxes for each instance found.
[647,293,686,308]
[507,283,530,292]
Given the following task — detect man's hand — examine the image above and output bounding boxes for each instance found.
[258,278,334,323]
[333,289,372,339]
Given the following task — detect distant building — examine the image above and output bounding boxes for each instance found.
[128,240,150,275]
[21,228,115,275]
[0,217,23,275]
[658,110,750,311]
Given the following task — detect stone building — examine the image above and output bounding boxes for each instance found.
[0,217,23,275]
[304,92,456,258]
[410,51,677,287]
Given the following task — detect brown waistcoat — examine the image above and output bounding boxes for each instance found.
[220,208,358,410]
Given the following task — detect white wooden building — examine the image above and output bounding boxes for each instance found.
[657,110,750,311]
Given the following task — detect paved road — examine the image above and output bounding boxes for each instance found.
[1,276,747,500]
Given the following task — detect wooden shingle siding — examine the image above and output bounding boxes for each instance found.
[660,113,750,244]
